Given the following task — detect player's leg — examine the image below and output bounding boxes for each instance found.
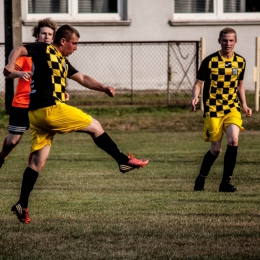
[219,124,240,192]
[194,117,223,191]
[0,107,29,168]
[219,108,243,192]
[194,140,222,191]
[11,109,54,223]
[48,103,148,173]
[81,118,149,173]
[0,134,22,167]
[11,145,51,223]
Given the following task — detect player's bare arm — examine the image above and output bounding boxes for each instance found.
[237,80,252,117]
[3,46,28,79]
[70,72,115,97]
[191,79,204,111]
[8,71,32,81]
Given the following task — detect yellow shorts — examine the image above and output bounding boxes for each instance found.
[203,107,244,142]
[29,102,92,153]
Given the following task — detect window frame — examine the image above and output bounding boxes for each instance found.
[21,0,125,23]
[173,0,260,22]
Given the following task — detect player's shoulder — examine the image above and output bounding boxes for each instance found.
[24,42,48,53]
[200,52,219,67]
[205,51,219,61]
[25,42,47,47]
[233,52,246,62]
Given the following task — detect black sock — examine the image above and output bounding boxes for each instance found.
[196,150,217,180]
[222,145,237,184]
[19,167,39,208]
[94,132,128,164]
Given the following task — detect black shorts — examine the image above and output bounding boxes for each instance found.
[9,106,29,134]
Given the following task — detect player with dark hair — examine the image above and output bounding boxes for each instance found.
[0,18,57,168]
[191,27,252,192]
[3,24,149,223]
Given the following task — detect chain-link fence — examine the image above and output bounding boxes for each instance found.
[0,41,200,108]
[66,41,200,106]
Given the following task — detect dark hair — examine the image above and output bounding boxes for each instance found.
[53,24,80,44]
[31,18,57,38]
[219,27,237,40]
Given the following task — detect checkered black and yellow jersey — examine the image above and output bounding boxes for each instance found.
[24,42,78,110]
[197,51,245,118]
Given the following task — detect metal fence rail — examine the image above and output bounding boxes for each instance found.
[0,41,200,107]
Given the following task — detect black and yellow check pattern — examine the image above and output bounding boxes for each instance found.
[46,45,68,102]
[199,51,245,118]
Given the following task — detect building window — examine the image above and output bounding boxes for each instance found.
[28,0,68,13]
[23,0,125,22]
[175,0,214,13]
[223,0,260,12]
[78,0,118,13]
[173,0,260,21]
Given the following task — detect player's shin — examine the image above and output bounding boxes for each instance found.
[194,150,217,191]
[19,167,39,208]
[222,145,237,183]
[93,132,128,164]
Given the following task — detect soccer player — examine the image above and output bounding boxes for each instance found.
[3,24,149,223]
[191,27,252,192]
[0,18,57,168]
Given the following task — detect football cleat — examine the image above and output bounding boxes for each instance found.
[194,177,205,191]
[11,203,31,223]
[119,153,149,173]
[219,182,236,192]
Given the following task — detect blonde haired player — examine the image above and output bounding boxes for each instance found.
[3,24,149,223]
[191,27,252,192]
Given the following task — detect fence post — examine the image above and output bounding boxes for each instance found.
[167,43,171,105]
[130,43,133,104]
[255,37,260,112]
[4,0,14,114]
[200,37,206,111]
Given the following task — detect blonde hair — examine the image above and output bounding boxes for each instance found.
[219,27,237,40]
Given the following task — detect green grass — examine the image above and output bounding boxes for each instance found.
[0,107,260,259]
[66,90,191,106]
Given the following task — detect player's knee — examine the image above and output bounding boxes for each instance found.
[90,119,104,136]
[211,148,221,157]
[227,137,238,146]
[7,137,21,147]
[29,154,48,172]
[92,119,103,130]
[29,160,45,172]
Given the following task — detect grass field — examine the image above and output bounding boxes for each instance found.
[0,106,260,260]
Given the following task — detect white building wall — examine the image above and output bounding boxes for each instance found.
[0,0,4,43]
[0,0,259,90]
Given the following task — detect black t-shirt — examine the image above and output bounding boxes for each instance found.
[24,42,78,110]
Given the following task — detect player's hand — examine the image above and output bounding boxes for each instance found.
[191,98,199,111]
[105,86,115,97]
[3,64,15,79]
[243,106,252,117]
[20,71,32,81]
[65,92,69,101]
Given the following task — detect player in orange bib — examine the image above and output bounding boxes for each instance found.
[0,18,57,168]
